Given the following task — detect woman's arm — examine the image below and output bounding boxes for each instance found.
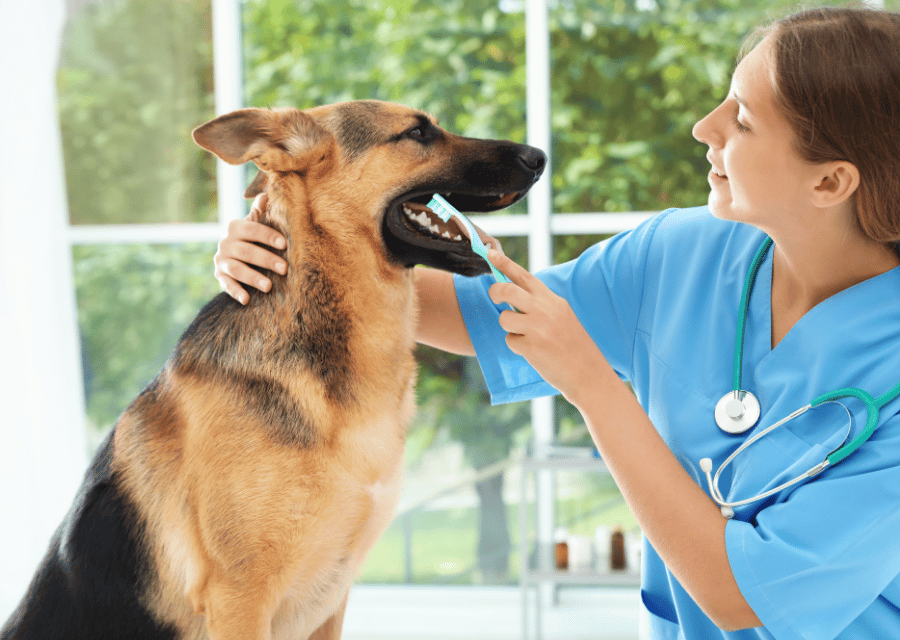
[414,227,504,356]
[413,267,474,356]
[575,373,761,631]
[485,249,762,632]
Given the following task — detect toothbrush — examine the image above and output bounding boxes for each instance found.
[427,194,510,283]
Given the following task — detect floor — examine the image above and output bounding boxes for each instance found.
[341,585,641,640]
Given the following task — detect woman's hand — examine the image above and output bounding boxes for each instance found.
[214,193,288,305]
[486,249,609,408]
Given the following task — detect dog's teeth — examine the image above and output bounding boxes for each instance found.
[404,204,467,241]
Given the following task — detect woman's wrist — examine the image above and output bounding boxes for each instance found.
[561,347,621,415]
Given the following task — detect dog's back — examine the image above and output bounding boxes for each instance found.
[2,429,178,640]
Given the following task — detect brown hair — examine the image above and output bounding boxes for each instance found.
[745,6,900,245]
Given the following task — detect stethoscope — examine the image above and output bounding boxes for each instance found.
[701,236,900,518]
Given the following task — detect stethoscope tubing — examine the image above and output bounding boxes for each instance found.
[705,235,899,518]
[702,399,852,517]
[731,237,773,393]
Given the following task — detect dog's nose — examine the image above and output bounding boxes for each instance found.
[519,148,547,175]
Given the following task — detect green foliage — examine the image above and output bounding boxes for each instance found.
[58,0,216,224]
[73,243,220,438]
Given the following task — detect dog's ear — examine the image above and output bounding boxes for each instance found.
[192,108,331,176]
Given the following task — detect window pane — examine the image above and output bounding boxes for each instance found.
[73,243,220,451]
[58,0,216,225]
[554,232,612,265]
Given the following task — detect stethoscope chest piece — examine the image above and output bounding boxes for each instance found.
[715,390,760,434]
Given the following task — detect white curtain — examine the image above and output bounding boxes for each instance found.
[0,0,89,622]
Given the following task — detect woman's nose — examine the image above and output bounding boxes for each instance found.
[692,111,714,147]
[692,104,724,149]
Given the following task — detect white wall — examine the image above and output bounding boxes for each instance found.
[0,0,89,622]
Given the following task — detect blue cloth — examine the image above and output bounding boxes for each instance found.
[453,206,900,640]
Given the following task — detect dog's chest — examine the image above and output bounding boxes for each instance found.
[269,429,405,639]
[353,448,404,561]
[335,385,413,566]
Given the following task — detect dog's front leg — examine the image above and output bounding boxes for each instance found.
[306,594,349,640]
[200,576,277,640]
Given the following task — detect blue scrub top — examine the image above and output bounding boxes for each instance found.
[453,206,900,640]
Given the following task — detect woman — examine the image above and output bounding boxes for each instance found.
[214,7,899,638]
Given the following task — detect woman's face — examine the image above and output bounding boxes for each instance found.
[692,37,822,232]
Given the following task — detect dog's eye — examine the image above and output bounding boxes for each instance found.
[407,127,425,139]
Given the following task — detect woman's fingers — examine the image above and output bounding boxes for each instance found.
[247,193,268,222]
[489,281,531,315]
[472,223,504,255]
[213,194,288,304]
[227,218,286,252]
[220,222,287,271]
[216,272,251,306]
[487,249,540,292]
[215,249,276,290]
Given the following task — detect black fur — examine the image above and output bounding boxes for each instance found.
[289,264,354,404]
[236,371,319,448]
[0,430,177,640]
[380,138,546,273]
[333,101,388,161]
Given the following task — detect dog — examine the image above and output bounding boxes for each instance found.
[1,100,545,640]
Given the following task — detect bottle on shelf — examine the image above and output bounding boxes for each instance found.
[554,527,569,570]
[610,524,627,571]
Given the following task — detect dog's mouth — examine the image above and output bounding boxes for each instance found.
[382,191,525,276]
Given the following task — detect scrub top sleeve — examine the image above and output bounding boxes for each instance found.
[453,270,558,404]
[453,209,668,405]
[725,412,900,640]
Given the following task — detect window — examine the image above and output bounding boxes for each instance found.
[58,0,896,588]
[59,0,219,452]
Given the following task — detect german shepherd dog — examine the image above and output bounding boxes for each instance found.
[1,101,544,640]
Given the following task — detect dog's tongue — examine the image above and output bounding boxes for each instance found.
[402,201,468,240]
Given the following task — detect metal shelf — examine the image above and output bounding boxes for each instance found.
[523,568,641,587]
[519,455,640,640]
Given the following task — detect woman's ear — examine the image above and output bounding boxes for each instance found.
[811,161,860,208]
